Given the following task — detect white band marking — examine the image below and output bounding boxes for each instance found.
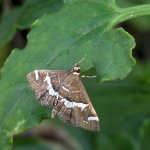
[34,70,39,80]
[60,98,65,102]
[44,74,88,111]
[63,99,88,111]
[44,74,59,99]
[73,72,79,75]
[62,86,70,92]
[88,116,99,121]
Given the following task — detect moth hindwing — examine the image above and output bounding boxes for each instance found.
[27,66,100,131]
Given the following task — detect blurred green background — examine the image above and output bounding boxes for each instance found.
[0,0,150,150]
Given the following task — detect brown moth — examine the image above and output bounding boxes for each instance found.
[27,65,100,131]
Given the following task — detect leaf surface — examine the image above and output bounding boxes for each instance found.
[0,0,63,53]
[0,0,136,149]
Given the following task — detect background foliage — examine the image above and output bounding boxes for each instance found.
[0,0,150,150]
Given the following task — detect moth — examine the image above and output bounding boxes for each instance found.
[27,65,100,131]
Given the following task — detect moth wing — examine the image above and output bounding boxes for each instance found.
[27,70,68,105]
[54,73,100,131]
[73,80,100,131]
[27,70,100,131]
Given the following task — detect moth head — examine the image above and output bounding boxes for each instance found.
[72,64,80,74]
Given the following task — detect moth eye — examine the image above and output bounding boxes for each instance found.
[74,67,80,71]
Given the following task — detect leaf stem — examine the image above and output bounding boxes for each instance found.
[110,4,150,26]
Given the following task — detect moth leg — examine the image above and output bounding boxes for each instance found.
[81,75,96,78]
[51,109,57,118]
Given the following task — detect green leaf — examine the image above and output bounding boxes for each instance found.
[97,132,134,150]
[87,64,150,150]
[140,119,150,150]
[116,0,150,31]
[0,0,63,53]
[1,0,147,149]
[10,63,150,150]
[64,0,116,5]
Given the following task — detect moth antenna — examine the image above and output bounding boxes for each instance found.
[75,54,87,66]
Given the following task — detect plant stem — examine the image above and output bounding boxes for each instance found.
[110,4,150,26]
